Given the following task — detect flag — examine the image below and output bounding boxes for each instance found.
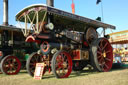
[71,0,75,14]
[71,3,75,14]
[96,0,101,4]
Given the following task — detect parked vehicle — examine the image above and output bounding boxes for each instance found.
[0,25,38,75]
[16,4,115,78]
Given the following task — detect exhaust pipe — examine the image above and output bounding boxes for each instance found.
[46,0,54,24]
[3,0,8,26]
[46,0,54,7]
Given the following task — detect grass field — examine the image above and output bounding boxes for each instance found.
[0,68,128,85]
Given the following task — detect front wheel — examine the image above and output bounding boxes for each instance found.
[51,50,72,78]
[26,52,42,77]
[90,38,113,72]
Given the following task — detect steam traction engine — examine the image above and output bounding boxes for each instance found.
[0,25,38,75]
[16,4,115,78]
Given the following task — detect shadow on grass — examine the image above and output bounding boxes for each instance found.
[19,66,128,80]
[42,69,99,79]
[111,63,128,71]
[42,74,55,79]
[69,69,99,79]
[43,67,128,79]
[111,67,128,71]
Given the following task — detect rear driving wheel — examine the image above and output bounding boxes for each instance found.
[52,50,72,78]
[0,55,21,75]
[91,38,113,72]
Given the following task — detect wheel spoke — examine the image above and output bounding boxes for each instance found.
[100,61,106,70]
[13,63,18,66]
[8,59,11,65]
[99,58,103,63]
[62,67,66,74]
[31,58,36,62]
[98,55,102,59]
[9,66,13,72]
[100,64,104,71]
[105,50,111,54]
[97,50,102,54]
[4,67,9,71]
[104,64,109,69]
[30,66,35,70]
[12,60,16,65]
[4,64,9,68]
[105,58,111,62]
[99,56,106,64]
[30,63,35,66]
[102,42,108,50]
[12,66,17,71]
[97,51,103,58]
[100,39,103,49]
[34,56,38,62]
[56,67,61,74]
[98,46,102,51]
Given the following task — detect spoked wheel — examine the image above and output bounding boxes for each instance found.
[0,55,21,75]
[26,52,43,77]
[52,50,72,78]
[90,38,113,72]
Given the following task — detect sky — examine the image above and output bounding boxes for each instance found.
[0,0,128,34]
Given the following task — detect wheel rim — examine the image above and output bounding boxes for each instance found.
[1,56,21,75]
[97,38,113,72]
[54,51,72,78]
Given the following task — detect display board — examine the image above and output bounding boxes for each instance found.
[34,63,45,80]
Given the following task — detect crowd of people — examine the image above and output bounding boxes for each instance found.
[113,47,128,62]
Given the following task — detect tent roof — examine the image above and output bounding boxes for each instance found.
[109,30,128,44]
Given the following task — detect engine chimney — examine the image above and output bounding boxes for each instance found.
[46,0,54,24]
[46,0,54,7]
[3,0,8,26]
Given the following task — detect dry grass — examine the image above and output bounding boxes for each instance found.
[0,68,128,85]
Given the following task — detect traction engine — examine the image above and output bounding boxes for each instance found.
[16,4,115,78]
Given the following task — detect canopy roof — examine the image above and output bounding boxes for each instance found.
[0,25,22,32]
[16,4,115,31]
[109,30,128,44]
